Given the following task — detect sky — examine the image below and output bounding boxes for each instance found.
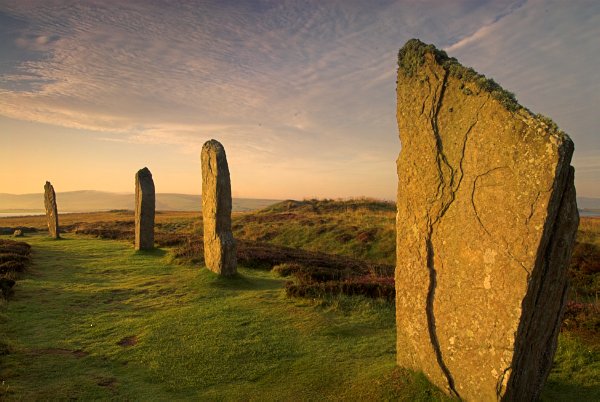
[0,0,598,200]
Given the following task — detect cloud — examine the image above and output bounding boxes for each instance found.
[0,1,521,136]
[444,0,600,196]
[1,0,597,197]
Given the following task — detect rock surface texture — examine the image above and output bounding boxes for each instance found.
[395,39,578,402]
[43,181,60,239]
[134,167,155,250]
[201,139,237,276]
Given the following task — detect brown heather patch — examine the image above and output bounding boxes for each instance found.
[0,239,31,278]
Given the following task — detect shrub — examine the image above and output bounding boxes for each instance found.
[0,239,31,274]
[562,301,600,333]
[272,263,304,277]
[285,275,395,302]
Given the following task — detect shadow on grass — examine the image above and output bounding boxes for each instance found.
[133,248,167,257]
[39,236,70,241]
[206,270,283,292]
[542,381,600,401]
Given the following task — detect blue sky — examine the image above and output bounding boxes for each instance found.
[1,0,598,199]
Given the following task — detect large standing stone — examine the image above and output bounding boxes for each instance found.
[134,167,155,250]
[395,39,578,401]
[43,181,60,239]
[201,139,237,276]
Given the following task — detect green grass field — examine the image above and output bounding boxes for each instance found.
[0,234,451,400]
[0,201,598,400]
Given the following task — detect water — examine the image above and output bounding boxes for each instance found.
[0,212,45,218]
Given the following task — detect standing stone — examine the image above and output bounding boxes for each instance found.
[395,39,578,401]
[201,139,237,276]
[44,181,60,239]
[134,167,155,250]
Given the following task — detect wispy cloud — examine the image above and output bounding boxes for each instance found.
[0,0,597,197]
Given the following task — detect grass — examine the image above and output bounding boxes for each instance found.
[0,233,448,400]
[0,204,598,399]
[542,333,600,401]
[0,199,396,265]
[234,198,396,265]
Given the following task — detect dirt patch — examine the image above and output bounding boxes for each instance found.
[97,377,118,388]
[356,229,377,243]
[117,335,138,347]
[336,233,353,243]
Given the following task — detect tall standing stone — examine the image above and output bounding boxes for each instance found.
[43,181,60,239]
[134,167,155,250]
[201,139,237,276]
[395,39,578,401]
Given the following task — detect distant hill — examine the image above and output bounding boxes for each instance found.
[1,191,597,214]
[0,191,279,213]
[577,197,600,211]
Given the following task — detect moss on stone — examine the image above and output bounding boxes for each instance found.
[398,38,521,112]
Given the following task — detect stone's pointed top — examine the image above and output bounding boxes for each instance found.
[45,181,52,186]
[397,38,451,76]
[136,167,152,177]
[398,38,522,113]
[203,139,225,152]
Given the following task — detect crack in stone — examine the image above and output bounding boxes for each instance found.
[424,69,460,399]
[423,75,491,399]
[471,167,531,277]
[525,191,541,227]
[496,365,512,397]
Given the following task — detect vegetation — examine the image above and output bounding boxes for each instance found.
[0,240,31,276]
[235,198,396,265]
[0,234,444,400]
[0,201,598,399]
[563,217,600,344]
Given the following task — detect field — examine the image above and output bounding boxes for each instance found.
[0,199,598,400]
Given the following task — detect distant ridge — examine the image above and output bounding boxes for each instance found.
[0,191,597,214]
[0,191,279,213]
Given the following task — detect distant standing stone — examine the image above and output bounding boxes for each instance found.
[201,139,237,276]
[134,167,155,250]
[44,181,60,239]
[13,229,23,237]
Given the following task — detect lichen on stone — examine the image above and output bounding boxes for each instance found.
[397,38,521,112]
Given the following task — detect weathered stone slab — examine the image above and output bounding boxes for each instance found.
[44,181,60,239]
[134,167,155,250]
[395,39,578,401]
[201,139,237,276]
